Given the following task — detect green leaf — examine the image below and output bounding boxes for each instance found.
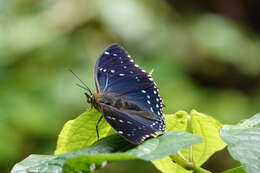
[55,109,111,154]
[128,131,202,160]
[11,131,201,173]
[221,167,245,173]
[166,110,226,165]
[220,113,260,173]
[152,157,192,173]
[153,110,225,173]
[11,155,60,173]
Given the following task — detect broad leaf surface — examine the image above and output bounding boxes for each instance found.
[11,131,201,173]
[55,109,111,154]
[153,110,225,172]
[220,113,260,173]
[165,110,226,165]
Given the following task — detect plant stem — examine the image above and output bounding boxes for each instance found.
[171,154,212,173]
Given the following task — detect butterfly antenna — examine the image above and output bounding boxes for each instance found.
[76,83,89,91]
[69,69,92,94]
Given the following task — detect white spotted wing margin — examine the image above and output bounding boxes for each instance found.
[100,103,164,145]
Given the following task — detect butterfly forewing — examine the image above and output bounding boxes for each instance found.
[95,45,164,118]
[94,44,165,144]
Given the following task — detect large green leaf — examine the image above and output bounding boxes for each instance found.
[11,131,201,173]
[55,109,111,154]
[128,131,202,160]
[220,113,260,173]
[166,110,226,165]
[153,110,225,173]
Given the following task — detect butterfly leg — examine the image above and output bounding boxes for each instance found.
[96,115,103,141]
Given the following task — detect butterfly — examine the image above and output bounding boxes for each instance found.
[83,44,165,144]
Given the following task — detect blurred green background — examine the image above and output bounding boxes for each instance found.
[1,0,260,172]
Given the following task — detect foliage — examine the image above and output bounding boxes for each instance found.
[221,113,260,173]
[165,110,226,165]
[11,131,201,173]
[12,109,228,173]
[12,109,260,173]
[152,110,226,173]
[55,109,111,154]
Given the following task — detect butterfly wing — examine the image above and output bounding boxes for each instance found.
[100,103,163,144]
[94,44,164,121]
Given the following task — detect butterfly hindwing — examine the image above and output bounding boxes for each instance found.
[100,103,163,144]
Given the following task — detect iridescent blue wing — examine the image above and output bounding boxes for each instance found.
[100,103,163,144]
[94,44,164,120]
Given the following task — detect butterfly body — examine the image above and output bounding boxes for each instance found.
[87,92,160,120]
[85,44,165,144]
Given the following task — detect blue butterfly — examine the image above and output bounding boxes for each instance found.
[85,44,165,144]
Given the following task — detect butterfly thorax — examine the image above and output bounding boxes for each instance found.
[89,92,159,121]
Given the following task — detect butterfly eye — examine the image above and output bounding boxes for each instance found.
[85,93,92,103]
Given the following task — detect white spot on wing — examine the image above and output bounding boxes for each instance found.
[118,131,123,134]
[141,90,146,93]
[119,73,125,76]
[110,70,115,73]
[104,51,110,55]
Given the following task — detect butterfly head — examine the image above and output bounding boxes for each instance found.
[85,92,94,104]
[85,92,102,111]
